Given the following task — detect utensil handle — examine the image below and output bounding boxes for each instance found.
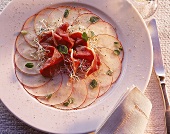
[161,83,170,109]
[161,83,170,133]
[165,109,170,133]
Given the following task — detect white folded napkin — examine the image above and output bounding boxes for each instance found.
[95,87,152,134]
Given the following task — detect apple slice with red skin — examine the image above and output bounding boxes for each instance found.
[14,52,40,75]
[62,7,80,25]
[54,78,87,110]
[15,68,51,88]
[97,48,122,84]
[89,34,124,62]
[56,6,74,25]
[73,13,102,28]
[21,15,38,47]
[57,6,91,16]
[57,6,91,26]
[48,8,64,30]
[23,15,35,29]
[37,73,73,105]
[15,34,38,60]
[25,73,62,96]
[76,7,91,14]
[57,6,72,13]
[78,74,100,108]
[22,27,38,47]
[93,62,113,97]
[34,8,55,35]
[87,21,117,38]
[69,13,102,34]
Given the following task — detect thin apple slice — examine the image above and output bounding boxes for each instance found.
[97,48,122,83]
[57,6,72,13]
[37,73,72,105]
[57,6,91,15]
[54,79,87,110]
[14,52,40,75]
[48,8,64,30]
[15,34,38,60]
[21,15,38,47]
[23,15,35,29]
[22,27,38,47]
[93,62,113,96]
[34,8,55,35]
[87,21,117,38]
[24,73,62,96]
[69,13,101,33]
[77,7,91,14]
[62,7,80,25]
[79,75,100,108]
[15,68,51,88]
[89,34,123,61]
[57,6,89,25]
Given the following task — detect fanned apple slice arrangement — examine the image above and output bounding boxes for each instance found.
[14,6,124,110]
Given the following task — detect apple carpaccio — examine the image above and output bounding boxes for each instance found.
[14,6,124,110]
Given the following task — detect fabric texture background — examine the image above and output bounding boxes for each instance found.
[0,0,170,133]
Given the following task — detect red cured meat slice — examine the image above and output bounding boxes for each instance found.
[86,53,100,77]
[70,32,88,48]
[54,23,75,48]
[73,46,94,62]
[40,46,63,77]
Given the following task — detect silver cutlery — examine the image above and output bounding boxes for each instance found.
[148,19,170,133]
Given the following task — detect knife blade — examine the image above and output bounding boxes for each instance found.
[148,19,170,133]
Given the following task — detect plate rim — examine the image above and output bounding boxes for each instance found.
[0,0,153,133]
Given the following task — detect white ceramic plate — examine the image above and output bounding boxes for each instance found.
[0,0,153,133]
